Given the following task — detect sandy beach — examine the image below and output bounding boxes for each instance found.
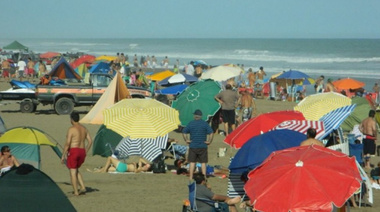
[0,80,379,212]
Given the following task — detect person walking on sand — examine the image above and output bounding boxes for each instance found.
[238,90,257,123]
[300,128,324,147]
[61,111,93,196]
[359,109,377,169]
[182,109,214,181]
[215,84,240,136]
[247,68,256,88]
[256,66,266,85]
[1,59,11,82]
[324,78,336,92]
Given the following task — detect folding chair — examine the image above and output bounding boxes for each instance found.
[183,181,229,212]
[105,143,129,163]
[349,143,364,167]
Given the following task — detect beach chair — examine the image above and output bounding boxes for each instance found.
[165,142,188,160]
[183,181,229,212]
[105,143,129,162]
[349,143,364,167]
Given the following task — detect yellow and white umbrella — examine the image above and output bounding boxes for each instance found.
[146,70,175,81]
[95,55,118,61]
[103,99,180,138]
[294,92,352,121]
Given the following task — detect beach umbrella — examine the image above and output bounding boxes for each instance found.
[224,110,305,149]
[193,60,207,66]
[71,54,95,69]
[95,55,118,61]
[244,145,361,212]
[201,65,241,81]
[39,52,61,59]
[332,78,365,90]
[294,92,351,121]
[103,99,180,138]
[341,97,372,131]
[171,79,222,126]
[0,126,62,169]
[319,104,356,138]
[147,70,175,81]
[271,120,325,139]
[115,134,168,162]
[89,62,110,74]
[158,73,198,86]
[155,84,188,95]
[229,129,306,174]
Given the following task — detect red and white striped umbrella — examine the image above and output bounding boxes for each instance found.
[272,120,325,139]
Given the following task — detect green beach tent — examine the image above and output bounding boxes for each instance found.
[0,126,62,169]
[0,164,76,212]
[2,40,29,52]
[340,97,372,131]
[93,124,123,157]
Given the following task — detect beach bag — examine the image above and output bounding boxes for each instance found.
[152,154,166,173]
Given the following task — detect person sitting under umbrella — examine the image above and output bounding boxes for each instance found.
[89,156,152,173]
[300,128,325,147]
[0,145,20,176]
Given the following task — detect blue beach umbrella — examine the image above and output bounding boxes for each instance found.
[155,84,188,95]
[229,129,306,174]
[319,104,356,139]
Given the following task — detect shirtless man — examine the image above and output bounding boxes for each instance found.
[0,145,20,175]
[324,78,336,92]
[256,66,266,85]
[300,128,324,147]
[1,59,11,82]
[61,111,93,196]
[27,58,35,80]
[247,68,256,88]
[238,90,256,123]
[359,110,377,168]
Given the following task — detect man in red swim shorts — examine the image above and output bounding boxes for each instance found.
[61,111,93,196]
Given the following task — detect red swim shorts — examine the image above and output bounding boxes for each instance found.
[67,148,86,169]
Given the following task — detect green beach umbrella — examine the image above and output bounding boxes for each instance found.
[172,79,222,126]
[340,96,371,131]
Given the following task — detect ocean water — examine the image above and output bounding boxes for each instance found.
[1,38,379,91]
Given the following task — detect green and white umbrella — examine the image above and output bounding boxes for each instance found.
[172,79,222,126]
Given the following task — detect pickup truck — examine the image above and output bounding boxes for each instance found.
[22,73,152,115]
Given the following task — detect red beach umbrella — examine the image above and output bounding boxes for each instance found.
[271,120,325,139]
[71,54,96,69]
[224,110,305,149]
[39,52,61,59]
[245,145,362,212]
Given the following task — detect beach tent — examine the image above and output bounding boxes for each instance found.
[0,127,63,169]
[2,40,29,52]
[80,72,131,125]
[48,57,82,80]
[89,62,110,74]
[93,125,123,157]
[75,63,89,78]
[0,164,76,212]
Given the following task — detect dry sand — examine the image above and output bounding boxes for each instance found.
[0,80,379,212]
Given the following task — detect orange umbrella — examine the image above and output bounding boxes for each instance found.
[39,52,61,59]
[332,78,365,90]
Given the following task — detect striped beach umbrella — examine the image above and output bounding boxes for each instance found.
[115,134,168,162]
[103,99,180,138]
[319,104,356,139]
[272,120,325,139]
[294,92,351,120]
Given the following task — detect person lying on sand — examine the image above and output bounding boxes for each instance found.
[88,157,152,173]
[175,159,229,178]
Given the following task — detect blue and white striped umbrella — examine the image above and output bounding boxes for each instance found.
[319,104,356,139]
[115,134,168,162]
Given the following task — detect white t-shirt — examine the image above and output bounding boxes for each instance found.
[17,60,27,71]
[186,64,194,76]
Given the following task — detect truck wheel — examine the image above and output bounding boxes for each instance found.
[20,101,36,113]
[55,97,74,115]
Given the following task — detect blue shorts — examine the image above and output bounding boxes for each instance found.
[116,162,127,172]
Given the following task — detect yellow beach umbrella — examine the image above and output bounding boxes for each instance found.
[103,99,180,138]
[147,70,175,81]
[294,92,352,121]
[95,55,118,61]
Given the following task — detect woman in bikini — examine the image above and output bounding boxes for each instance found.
[91,157,152,173]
